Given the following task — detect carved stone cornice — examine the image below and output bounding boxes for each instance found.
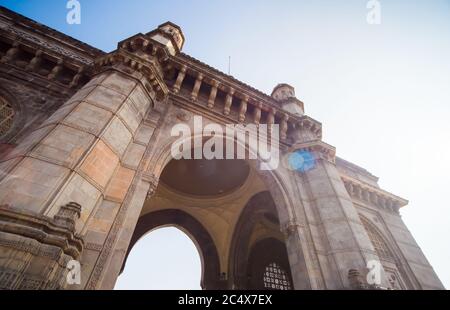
[94,34,171,101]
[291,116,323,140]
[341,176,408,214]
[0,203,84,259]
[0,7,103,65]
[166,55,326,148]
[0,38,93,91]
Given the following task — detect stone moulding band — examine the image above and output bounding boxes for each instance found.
[0,203,84,258]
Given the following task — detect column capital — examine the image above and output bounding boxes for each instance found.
[142,172,159,198]
[196,72,204,81]
[179,64,187,73]
[288,140,336,163]
[94,34,171,100]
[281,219,304,237]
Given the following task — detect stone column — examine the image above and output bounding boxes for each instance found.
[223,87,234,115]
[280,114,289,140]
[0,42,19,63]
[267,108,275,126]
[292,141,387,289]
[238,95,248,123]
[0,34,169,290]
[253,104,261,125]
[172,65,187,94]
[207,80,219,108]
[191,72,203,101]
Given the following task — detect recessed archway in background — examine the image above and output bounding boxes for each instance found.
[118,151,298,290]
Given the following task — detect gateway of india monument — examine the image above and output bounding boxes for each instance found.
[0,6,444,290]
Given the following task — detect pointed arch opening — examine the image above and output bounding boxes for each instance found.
[115,226,202,290]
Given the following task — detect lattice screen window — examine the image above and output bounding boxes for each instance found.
[360,216,393,260]
[263,262,292,290]
[0,97,15,137]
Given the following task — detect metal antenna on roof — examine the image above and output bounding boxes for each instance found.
[228,56,231,75]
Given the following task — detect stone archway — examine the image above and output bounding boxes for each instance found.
[107,129,312,290]
[120,209,222,289]
[229,191,294,289]
[247,238,294,290]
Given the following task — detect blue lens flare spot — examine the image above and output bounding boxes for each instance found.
[288,150,315,172]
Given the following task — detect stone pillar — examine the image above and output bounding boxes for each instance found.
[282,221,314,290]
[172,65,187,94]
[253,104,261,125]
[0,42,19,63]
[191,73,203,101]
[48,59,64,80]
[0,33,170,290]
[207,80,219,108]
[280,114,289,140]
[238,95,248,123]
[267,109,275,126]
[223,88,234,115]
[293,141,387,289]
[85,173,159,290]
[25,50,43,73]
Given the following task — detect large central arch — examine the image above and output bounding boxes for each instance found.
[103,127,313,290]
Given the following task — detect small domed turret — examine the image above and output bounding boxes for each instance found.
[271,83,304,116]
[147,21,185,56]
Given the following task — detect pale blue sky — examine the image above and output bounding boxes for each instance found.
[2,0,449,289]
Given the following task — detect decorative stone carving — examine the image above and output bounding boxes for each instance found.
[94,34,172,100]
[238,95,248,123]
[342,177,407,214]
[207,80,220,108]
[0,203,84,289]
[271,83,304,116]
[223,87,235,115]
[190,72,204,101]
[348,269,366,289]
[142,172,159,198]
[281,219,303,237]
[53,202,82,232]
[3,25,94,65]
[173,65,187,93]
[289,140,336,164]
[253,103,261,125]
[147,22,185,56]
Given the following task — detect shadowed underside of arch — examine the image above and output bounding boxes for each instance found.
[229,191,294,289]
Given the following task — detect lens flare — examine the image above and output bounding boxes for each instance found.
[287,150,315,172]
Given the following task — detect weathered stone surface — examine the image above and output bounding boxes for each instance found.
[31,124,95,168]
[134,124,155,145]
[63,102,113,136]
[0,157,70,212]
[122,143,146,169]
[80,140,119,189]
[105,166,135,202]
[101,117,132,158]
[46,173,102,232]
[83,86,127,114]
[0,7,444,291]
[101,72,137,95]
[118,99,142,134]
[129,84,152,117]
